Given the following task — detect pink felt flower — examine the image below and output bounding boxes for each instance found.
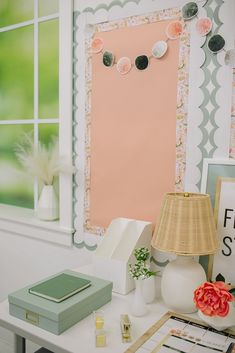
[116,57,132,75]
[166,21,183,40]
[194,281,234,317]
[91,38,103,54]
[196,17,212,36]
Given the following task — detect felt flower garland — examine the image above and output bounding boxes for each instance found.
[91,1,231,74]
[91,20,184,75]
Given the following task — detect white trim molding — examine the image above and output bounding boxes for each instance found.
[59,0,74,230]
[0,204,73,247]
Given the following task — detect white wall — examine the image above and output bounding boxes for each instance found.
[0,231,91,301]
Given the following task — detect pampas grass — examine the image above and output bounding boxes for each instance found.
[15,133,75,185]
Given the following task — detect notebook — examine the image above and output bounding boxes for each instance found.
[29,273,91,302]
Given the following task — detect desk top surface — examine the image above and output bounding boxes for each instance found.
[0,267,186,353]
[0,293,171,353]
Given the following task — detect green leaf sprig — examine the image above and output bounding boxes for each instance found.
[129,247,157,280]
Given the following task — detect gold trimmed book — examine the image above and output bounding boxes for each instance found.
[29,273,91,302]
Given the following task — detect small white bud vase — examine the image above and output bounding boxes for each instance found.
[37,184,59,221]
[131,279,147,317]
[143,276,156,304]
[198,302,235,331]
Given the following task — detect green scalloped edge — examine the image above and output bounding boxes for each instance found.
[197,0,224,273]
[196,0,224,190]
[72,235,98,251]
[77,0,145,16]
[72,11,80,247]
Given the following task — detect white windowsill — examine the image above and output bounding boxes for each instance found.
[0,204,74,247]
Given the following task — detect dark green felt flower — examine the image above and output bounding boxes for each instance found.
[182,2,198,20]
[135,55,149,70]
[208,34,225,53]
[103,51,115,67]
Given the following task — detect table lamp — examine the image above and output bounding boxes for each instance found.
[151,192,219,314]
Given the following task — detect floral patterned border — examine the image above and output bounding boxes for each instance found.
[84,8,190,235]
[229,68,235,159]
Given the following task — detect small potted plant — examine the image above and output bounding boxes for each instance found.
[15,133,75,221]
[129,247,157,316]
[194,281,235,331]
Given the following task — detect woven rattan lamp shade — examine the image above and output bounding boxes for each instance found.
[151,192,219,256]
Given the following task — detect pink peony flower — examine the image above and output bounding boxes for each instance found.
[194,281,234,317]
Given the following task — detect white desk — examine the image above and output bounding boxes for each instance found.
[0,292,171,353]
[0,266,193,353]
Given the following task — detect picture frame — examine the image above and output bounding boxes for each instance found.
[201,158,235,207]
[125,311,235,353]
[213,177,235,284]
[201,158,235,282]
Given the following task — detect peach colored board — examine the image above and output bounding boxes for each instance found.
[89,20,180,229]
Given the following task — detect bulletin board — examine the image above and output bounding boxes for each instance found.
[84,8,190,234]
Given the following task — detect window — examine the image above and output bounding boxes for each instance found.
[0,0,73,242]
[0,0,59,208]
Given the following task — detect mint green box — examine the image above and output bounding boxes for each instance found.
[8,270,112,335]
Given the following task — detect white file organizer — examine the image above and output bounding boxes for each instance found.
[93,218,152,295]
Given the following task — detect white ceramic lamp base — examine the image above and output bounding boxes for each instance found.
[161,255,207,313]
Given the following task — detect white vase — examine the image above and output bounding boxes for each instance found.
[198,302,235,331]
[143,276,156,304]
[37,184,59,221]
[131,279,147,317]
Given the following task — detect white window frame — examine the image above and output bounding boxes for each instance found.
[0,0,74,246]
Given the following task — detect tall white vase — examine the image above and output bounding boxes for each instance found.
[143,276,156,304]
[37,184,59,221]
[131,279,147,317]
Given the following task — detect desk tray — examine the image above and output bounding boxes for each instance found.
[8,270,112,335]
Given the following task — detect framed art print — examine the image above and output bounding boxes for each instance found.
[201,158,235,208]
[213,177,235,284]
[201,158,235,282]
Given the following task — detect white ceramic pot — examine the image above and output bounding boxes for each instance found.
[37,184,59,221]
[143,276,156,304]
[198,302,235,331]
[131,279,147,317]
